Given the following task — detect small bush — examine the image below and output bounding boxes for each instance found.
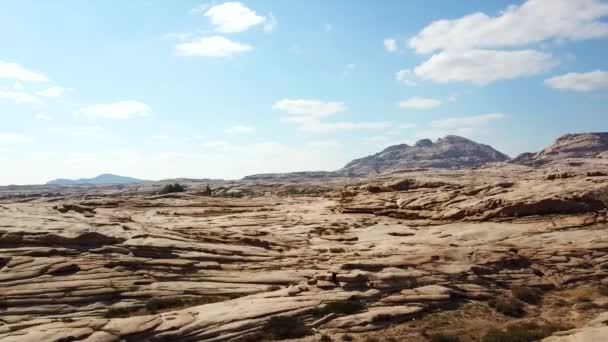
[146,296,229,313]
[430,334,461,342]
[313,300,366,317]
[341,335,354,341]
[320,335,332,342]
[159,183,185,194]
[264,316,311,340]
[489,297,525,317]
[105,305,140,318]
[511,286,543,305]
[576,295,592,303]
[599,284,608,296]
[481,322,570,342]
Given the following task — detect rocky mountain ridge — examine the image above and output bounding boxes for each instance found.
[512,132,608,166]
[337,135,511,176]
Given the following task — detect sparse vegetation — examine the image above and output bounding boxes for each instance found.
[105,295,233,318]
[340,335,354,341]
[320,334,332,342]
[263,316,311,340]
[599,284,608,296]
[159,183,185,194]
[511,286,543,305]
[489,297,525,317]
[312,300,366,317]
[429,333,461,342]
[481,322,571,342]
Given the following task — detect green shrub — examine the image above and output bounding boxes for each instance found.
[481,322,570,342]
[264,316,311,340]
[341,335,354,341]
[159,183,185,194]
[320,334,332,342]
[511,286,543,305]
[313,300,366,317]
[489,297,525,317]
[430,334,461,342]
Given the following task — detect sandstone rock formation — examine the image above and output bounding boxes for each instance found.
[338,135,510,176]
[512,132,608,166]
[1,155,607,341]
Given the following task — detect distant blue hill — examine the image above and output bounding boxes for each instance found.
[46,174,144,185]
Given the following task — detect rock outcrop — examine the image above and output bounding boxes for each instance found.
[512,132,608,166]
[1,160,608,341]
[338,135,510,176]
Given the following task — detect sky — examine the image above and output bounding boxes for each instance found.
[1,0,608,185]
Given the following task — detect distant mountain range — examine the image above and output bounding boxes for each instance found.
[46,174,144,185]
[46,133,608,184]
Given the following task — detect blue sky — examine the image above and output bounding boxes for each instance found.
[1,0,608,184]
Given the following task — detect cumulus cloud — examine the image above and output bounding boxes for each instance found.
[225,125,255,134]
[395,69,417,86]
[414,49,554,85]
[384,38,397,52]
[544,70,608,91]
[0,133,32,143]
[36,86,65,97]
[204,2,267,33]
[0,90,41,104]
[408,0,608,54]
[0,61,48,82]
[79,101,150,119]
[273,98,390,133]
[273,99,347,118]
[175,36,252,57]
[398,97,441,110]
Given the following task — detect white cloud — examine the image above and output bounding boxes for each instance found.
[0,61,48,82]
[263,13,277,33]
[398,97,441,110]
[426,113,506,136]
[273,98,390,133]
[204,2,267,33]
[190,3,211,14]
[384,38,397,52]
[408,0,608,54]
[544,70,608,91]
[35,114,52,121]
[292,121,391,133]
[273,99,347,118]
[36,86,65,97]
[0,90,41,104]
[414,49,555,85]
[175,36,252,57]
[396,69,417,86]
[0,133,32,143]
[307,140,340,148]
[70,125,104,137]
[12,82,23,89]
[79,100,150,119]
[225,125,255,134]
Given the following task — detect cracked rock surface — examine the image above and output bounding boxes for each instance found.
[1,161,608,341]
